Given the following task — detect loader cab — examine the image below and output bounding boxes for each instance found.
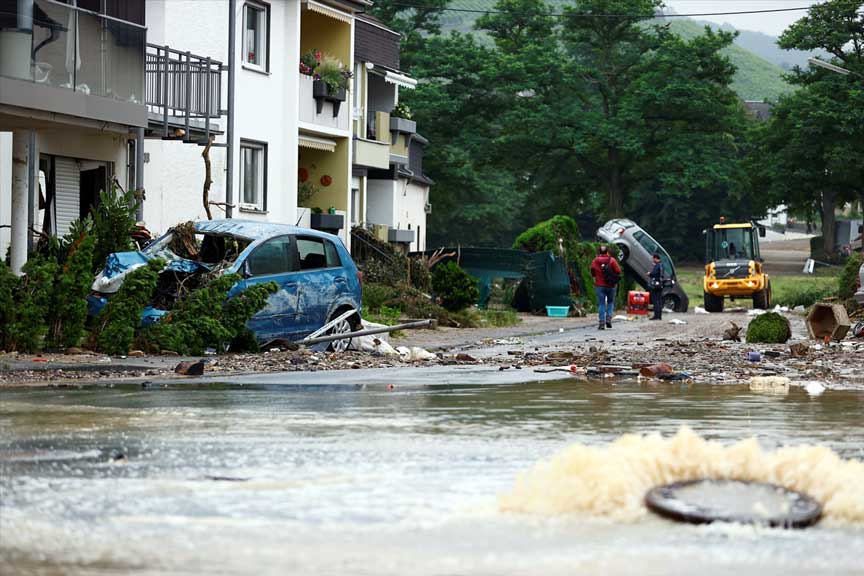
[705,224,763,264]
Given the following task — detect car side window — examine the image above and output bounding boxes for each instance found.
[246,236,294,276]
[296,237,329,270]
[325,241,341,268]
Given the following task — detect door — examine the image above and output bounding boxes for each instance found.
[294,236,347,335]
[79,166,107,220]
[234,235,301,342]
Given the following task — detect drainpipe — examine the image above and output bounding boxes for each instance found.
[26,130,36,253]
[225,0,236,218]
[135,127,145,221]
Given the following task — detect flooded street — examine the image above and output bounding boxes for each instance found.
[2,376,863,575]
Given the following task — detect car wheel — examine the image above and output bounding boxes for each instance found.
[326,313,356,353]
[616,244,629,264]
[662,294,679,313]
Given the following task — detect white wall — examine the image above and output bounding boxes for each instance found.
[143,0,300,232]
[0,132,11,257]
[366,177,428,252]
[366,178,396,228]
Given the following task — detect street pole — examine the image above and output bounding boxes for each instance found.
[226,0,236,218]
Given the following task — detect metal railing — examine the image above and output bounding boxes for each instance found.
[145,44,223,141]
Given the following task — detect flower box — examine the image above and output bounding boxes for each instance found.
[389,116,417,134]
[312,79,347,117]
[310,213,344,234]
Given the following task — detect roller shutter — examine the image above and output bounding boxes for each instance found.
[54,157,80,237]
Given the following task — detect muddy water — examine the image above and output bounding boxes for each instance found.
[1,379,863,575]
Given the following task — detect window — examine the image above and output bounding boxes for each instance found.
[325,241,342,268]
[240,140,267,211]
[296,237,340,270]
[634,231,674,277]
[247,236,294,276]
[243,2,269,71]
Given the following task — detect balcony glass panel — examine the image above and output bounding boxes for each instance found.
[0,0,144,103]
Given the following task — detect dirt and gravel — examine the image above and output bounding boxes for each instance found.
[1,308,862,388]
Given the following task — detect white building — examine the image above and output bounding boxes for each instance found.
[351,15,432,253]
[2,0,432,270]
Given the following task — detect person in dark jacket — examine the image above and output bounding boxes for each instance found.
[590,245,622,330]
[649,253,665,320]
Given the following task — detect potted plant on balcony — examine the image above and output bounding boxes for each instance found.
[390,102,417,134]
[312,55,352,117]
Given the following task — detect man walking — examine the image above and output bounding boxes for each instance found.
[649,253,665,320]
[590,245,621,330]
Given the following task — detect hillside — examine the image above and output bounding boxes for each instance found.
[439,1,793,102]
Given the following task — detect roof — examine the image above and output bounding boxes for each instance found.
[743,100,773,120]
[193,219,339,242]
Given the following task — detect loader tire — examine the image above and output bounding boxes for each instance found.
[703,291,724,313]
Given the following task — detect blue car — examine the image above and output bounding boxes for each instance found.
[89,220,362,349]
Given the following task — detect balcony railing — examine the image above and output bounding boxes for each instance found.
[0,0,145,103]
[145,44,223,141]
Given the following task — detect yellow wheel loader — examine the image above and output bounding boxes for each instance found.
[703,219,770,313]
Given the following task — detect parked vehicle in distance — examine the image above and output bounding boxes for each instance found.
[88,220,362,349]
[855,262,864,305]
[596,219,689,312]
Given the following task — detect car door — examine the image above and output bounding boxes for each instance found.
[294,236,347,335]
[233,235,301,342]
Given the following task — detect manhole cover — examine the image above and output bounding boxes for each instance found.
[645,479,822,528]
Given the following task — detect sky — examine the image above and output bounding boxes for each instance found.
[663,0,817,37]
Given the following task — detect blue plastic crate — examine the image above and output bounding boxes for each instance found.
[546,305,569,318]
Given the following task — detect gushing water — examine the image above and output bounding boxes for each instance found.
[500,427,864,523]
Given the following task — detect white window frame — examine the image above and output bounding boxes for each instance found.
[239,140,267,212]
[242,1,270,72]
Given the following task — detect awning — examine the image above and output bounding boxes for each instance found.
[304,0,352,24]
[299,134,337,152]
[384,71,417,90]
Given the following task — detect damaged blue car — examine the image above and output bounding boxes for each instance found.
[88,220,362,348]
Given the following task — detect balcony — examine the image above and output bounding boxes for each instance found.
[353,138,389,169]
[298,73,350,133]
[0,0,147,127]
[145,45,223,141]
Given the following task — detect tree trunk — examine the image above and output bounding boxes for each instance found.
[606,149,624,218]
[202,137,214,220]
[820,189,837,260]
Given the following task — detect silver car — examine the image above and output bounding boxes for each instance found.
[596,219,689,312]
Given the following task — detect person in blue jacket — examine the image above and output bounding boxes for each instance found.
[649,253,665,320]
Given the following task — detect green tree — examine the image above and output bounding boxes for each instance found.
[752,0,864,259]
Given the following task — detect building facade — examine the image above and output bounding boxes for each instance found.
[2,0,430,272]
[351,15,432,253]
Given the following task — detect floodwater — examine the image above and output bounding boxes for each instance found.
[1,376,863,575]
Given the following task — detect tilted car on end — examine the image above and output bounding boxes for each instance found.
[88,220,362,349]
[596,218,689,312]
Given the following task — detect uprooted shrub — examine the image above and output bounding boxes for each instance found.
[838,252,863,303]
[512,215,580,259]
[746,312,792,344]
[95,259,164,356]
[432,261,480,312]
[142,273,277,355]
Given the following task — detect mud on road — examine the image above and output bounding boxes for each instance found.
[1,309,862,388]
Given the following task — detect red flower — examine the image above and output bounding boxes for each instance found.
[315,51,322,62]
[320,175,332,187]
[299,167,309,182]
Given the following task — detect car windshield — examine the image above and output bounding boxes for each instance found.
[712,228,754,261]
[143,231,250,264]
[633,231,675,277]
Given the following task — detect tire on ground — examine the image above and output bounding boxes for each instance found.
[326,308,360,352]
